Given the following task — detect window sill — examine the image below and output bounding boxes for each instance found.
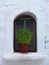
[3,53,46,61]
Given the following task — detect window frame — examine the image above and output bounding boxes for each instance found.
[14,15,37,52]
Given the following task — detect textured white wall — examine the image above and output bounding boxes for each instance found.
[0,0,49,65]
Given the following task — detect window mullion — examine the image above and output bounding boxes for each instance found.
[24,19,26,28]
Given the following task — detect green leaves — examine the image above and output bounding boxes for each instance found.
[16,28,32,45]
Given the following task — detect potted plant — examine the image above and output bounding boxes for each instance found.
[16,28,32,53]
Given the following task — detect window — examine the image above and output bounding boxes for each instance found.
[14,14,37,52]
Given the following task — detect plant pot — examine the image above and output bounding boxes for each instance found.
[21,44,28,53]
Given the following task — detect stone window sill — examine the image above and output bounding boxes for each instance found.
[3,53,46,61]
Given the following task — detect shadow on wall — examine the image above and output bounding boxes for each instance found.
[3,59,44,65]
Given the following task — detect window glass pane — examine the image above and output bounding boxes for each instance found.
[15,37,21,51]
[16,19,24,32]
[26,19,34,32]
[29,34,35,51]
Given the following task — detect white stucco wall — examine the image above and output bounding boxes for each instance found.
[0,0,49,65]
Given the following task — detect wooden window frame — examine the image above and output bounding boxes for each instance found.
[13,15,37,52]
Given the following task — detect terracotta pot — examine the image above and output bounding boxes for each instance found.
[21,44,28,53]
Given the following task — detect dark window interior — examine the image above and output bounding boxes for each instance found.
[14,15,37,52]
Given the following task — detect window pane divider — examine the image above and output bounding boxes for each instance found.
[24,19,26,28]
[16,32,34,33]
